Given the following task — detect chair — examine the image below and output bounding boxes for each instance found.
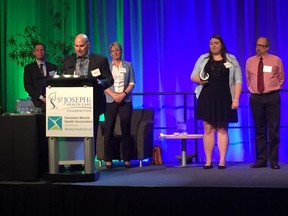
[96,109,154,167]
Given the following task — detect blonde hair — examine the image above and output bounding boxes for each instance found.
[109,42,123,52]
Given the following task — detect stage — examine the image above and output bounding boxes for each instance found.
[1,162,288,216]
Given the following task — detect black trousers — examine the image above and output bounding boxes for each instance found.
[104,101,132,161]
[249,91,280,164]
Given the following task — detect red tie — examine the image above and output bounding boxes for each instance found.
[257,57,264,93]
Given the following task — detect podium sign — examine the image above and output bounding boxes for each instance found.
[46,86,94,137]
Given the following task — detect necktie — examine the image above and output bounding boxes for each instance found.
[40,63,44,76]
[257,57,264,93]
[39,63,46,96]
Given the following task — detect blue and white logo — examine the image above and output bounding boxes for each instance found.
[48,116,62,130]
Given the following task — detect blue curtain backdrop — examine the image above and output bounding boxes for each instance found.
[96,0,288,163]
[1,0,288,163]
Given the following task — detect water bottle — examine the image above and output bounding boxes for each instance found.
[15,100,21,113]
[19,99,25,113]
[26,96,34,113]
[177,121,187,135]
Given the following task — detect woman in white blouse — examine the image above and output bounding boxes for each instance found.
[103,42,136,168]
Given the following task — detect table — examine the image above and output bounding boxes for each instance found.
[0,114,48,181]
[159,134,203,167]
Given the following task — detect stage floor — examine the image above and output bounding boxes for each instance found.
[1,162,288,216]
[1,162,288,188]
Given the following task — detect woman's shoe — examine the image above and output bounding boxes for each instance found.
[124,161,131,168]
[218,165,226,169]
[203,164,213,169]
[106,162,113,169]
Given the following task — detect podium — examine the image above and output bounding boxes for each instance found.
[44,75,101,182]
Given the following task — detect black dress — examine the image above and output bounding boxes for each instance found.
[196,59,238,125]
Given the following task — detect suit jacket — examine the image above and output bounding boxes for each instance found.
[24,61,57,109]
[61,53,114,116]
[105,60,135,103]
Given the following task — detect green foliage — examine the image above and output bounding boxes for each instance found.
[7,0,73,72]
[47,0,74,71]
[7,26,42,67]
[47,38,74,71]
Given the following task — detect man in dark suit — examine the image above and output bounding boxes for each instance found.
[24,43,57,112]
[61,33,114,153]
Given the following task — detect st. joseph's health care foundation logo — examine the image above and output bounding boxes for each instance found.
[47,91,92,132]
[48,116,62,130]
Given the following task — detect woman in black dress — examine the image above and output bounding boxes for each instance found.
[191,35,242,169]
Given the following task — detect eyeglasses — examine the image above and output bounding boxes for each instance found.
[256,44,268,48]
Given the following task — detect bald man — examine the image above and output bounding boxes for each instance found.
[61,33,114,152]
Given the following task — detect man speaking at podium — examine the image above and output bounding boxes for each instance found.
[61,33,114,153]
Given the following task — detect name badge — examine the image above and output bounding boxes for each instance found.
[92,68,101,77]
[224,62,232,68]
[263,65,272,73]
[49,70,57,76]
[119,68,127,73]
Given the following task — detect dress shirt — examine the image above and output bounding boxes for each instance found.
[76,52,90,76]
[246,54,285,94]
[111,61,125,93]
[36,60,46,76]
[105,60,135,103]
